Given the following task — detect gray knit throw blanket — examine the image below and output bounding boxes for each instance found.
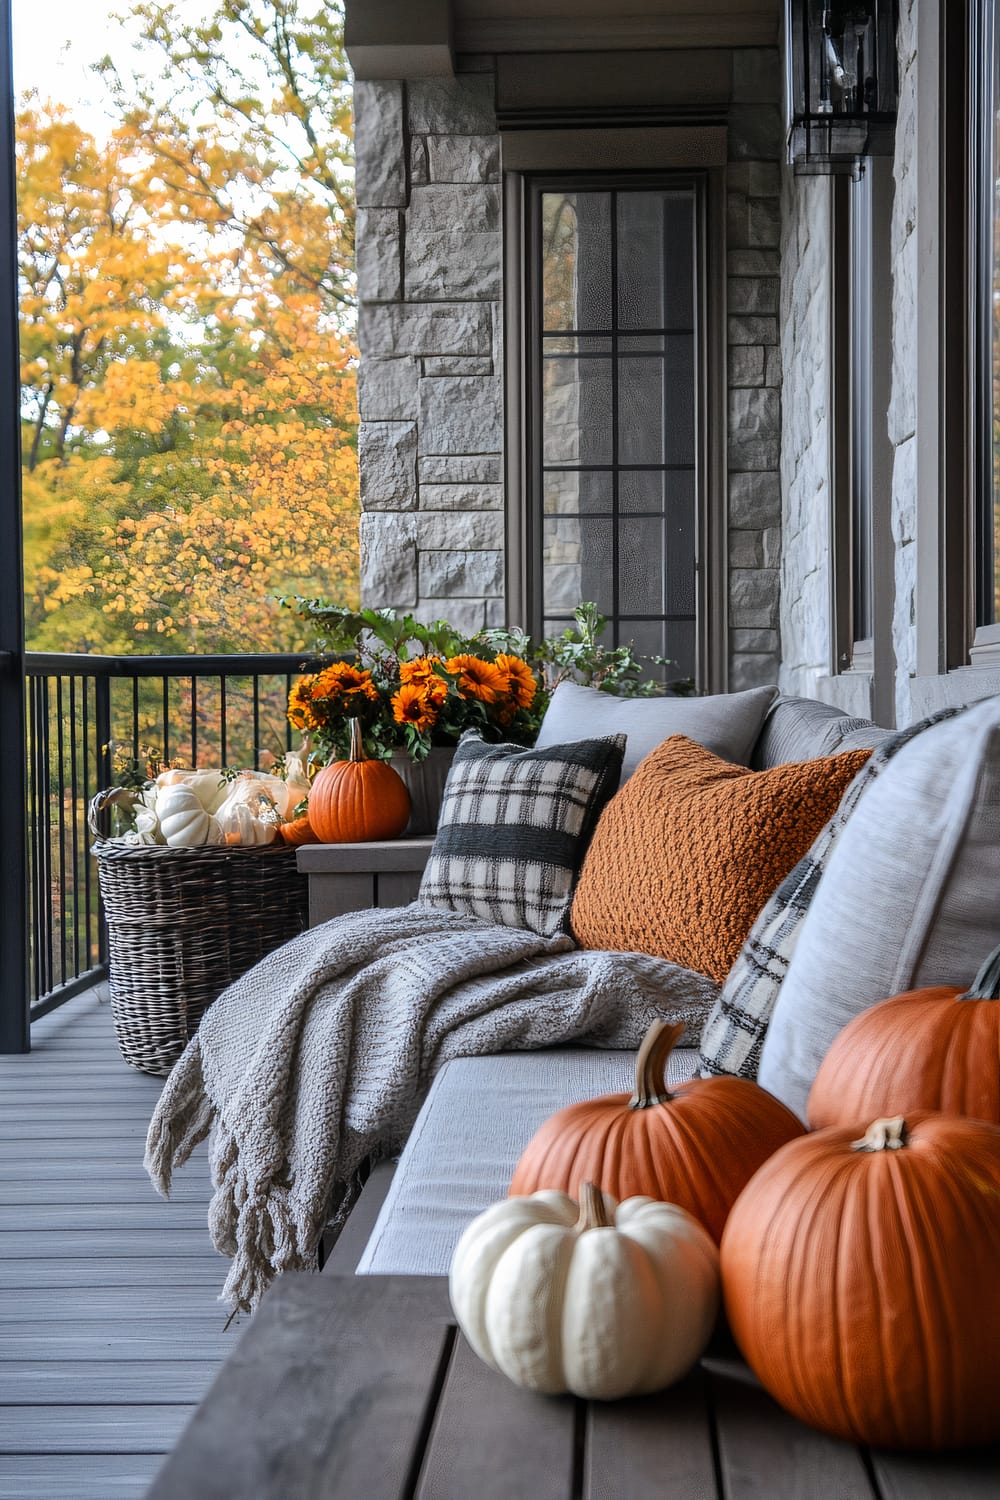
[145,903,717,1314]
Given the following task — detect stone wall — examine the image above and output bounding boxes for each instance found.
[775,173,834,701]
[726,50,784,690]
[355,53,785,690]
[355,72,504,639]
[887,0,919,725]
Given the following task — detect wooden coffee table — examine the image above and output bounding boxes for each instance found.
[146,1275,999,1499]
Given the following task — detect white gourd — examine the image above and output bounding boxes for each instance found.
[156,785,224,847]
[449,1185,720,1400]
[155,769,228,813]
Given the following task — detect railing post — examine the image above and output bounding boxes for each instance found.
[93,674,112,964]
[0,0,28,1052]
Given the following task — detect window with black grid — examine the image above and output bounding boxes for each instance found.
[529,179,699,687]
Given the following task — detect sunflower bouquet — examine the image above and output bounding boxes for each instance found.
[285,606,542,765]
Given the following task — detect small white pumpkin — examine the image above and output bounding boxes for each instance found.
[155,785,224,847]
[449,1183,720,1400]
[156,768,228,813]
[217,800,277,847]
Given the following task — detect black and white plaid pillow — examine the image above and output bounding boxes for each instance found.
[419,730,626,937]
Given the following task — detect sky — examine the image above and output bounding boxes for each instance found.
[12,0,134,129]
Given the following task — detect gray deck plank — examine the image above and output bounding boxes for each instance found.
[0,1404,195,1453]
[0,1454,164,1499]
[0,1361,220,1405]
[0,984,232,1497]
[873,1449,1000,1499]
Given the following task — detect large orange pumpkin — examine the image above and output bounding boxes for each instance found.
[808,942,1000,1129]
[308,719,411,844]
[509,1019,804,1244]
[721,1113,1000,1450]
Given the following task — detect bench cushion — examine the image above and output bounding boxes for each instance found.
[357,1045,699,1277]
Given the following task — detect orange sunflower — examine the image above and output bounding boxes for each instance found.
[312,662,380,704]
[287,676,318,732]
[444,654,505,704]
[494,654,538,711]
[399,655,443,686]
[391,682,440,733]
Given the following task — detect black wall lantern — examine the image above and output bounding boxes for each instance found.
[784,1,899,172]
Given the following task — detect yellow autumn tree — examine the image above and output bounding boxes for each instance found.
[19,0,358,656]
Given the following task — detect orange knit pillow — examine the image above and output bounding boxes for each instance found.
[570,736,872,984]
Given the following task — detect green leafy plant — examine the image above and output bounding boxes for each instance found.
[281,598,690,764]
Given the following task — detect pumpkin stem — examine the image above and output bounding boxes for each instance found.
[958,942,1000,1002]
[576,1182,612,1233]
[850,1116,908,1153]
[348,717,367,764]
[629,1019,685,1110]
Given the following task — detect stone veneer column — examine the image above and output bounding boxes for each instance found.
[725,50,783,691]
[355,71,505,638]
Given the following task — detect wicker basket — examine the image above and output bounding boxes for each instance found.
[92,838,308,1076]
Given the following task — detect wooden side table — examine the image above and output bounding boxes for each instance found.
[144,1275,999,1500]
[296,837,433,926]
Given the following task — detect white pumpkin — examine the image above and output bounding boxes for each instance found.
[217,800,277,847]
[449,1184,720,1400]
[155,785,224,847]
[155,768,228,813]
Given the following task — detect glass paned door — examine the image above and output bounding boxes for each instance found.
[531,181,700,688]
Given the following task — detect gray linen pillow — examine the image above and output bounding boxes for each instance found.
[751,694,892,770]
[534,681,778,781]
[757,694,1000,1120]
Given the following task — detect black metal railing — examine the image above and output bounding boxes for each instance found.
[24,651,315,1021]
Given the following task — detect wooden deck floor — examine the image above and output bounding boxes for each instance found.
[0,985,237,1499]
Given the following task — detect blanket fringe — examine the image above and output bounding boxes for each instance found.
[144,1038,213,1196]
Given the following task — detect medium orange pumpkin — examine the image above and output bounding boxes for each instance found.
[721,1113,1000,1450]
[307,719,411,844]
[808,942,1000,1129]
[509,1019,804,1244]
[278,814,320,847]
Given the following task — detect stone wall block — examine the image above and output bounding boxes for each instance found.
[419,375,502,455]
[747,197,782,247]
[354,82,406,207]
[729,277,779,315]
[355,209,402,302]
[410,137,429,185]
[764,346,783,387]
[416,510,504,551]
[357,358,419,422]
[405,183,502,300]
[762,525,782,568]
[415,597,487,635]
[729,470,782,528]
[732,627,780,654]
[422,356,493,377]
[729,529,765,569]
[419,481,502,510]
[418,455,502,485]
[728,315,778,346]
[358,421,417,511]
[731,568,780,628]
[729,650,781,690]
[360,512,417,609]
[728,106,784,161]
[728,345,765,387]
[408,75,496,134]
[420,549,504,598]
[727,191,750,247]
[360,302,493,357]
[428,135,500,183]
[484,598,507,628]
[728,248,781,277]
[728,388,781,471]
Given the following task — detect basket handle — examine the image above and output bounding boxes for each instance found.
[88,787,139,838]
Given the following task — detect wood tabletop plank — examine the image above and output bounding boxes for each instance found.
[872,1447,1000,1499]
[585,1366,717,1500]
[415,1331,575,1500]
[148,1275,455,1500]
[709,1359,877,1500]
